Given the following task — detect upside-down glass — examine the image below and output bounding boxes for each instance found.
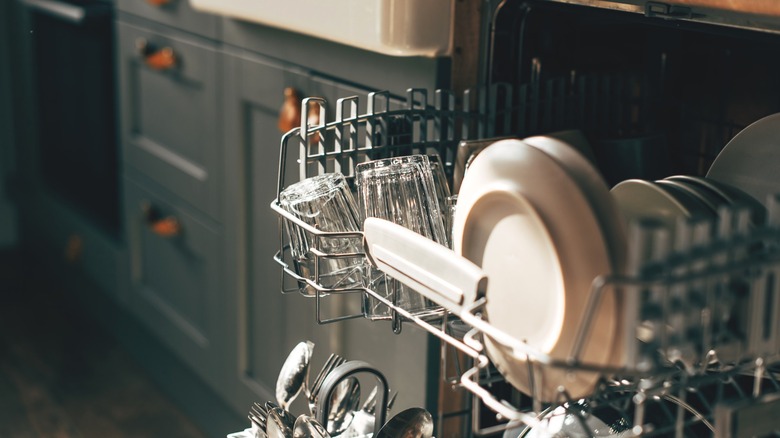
[279,172,364,295]
[355,155,448,320]
[427,154,456,248]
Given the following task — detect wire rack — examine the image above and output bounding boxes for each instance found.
[269,88,780,437]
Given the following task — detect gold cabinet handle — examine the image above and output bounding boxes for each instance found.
[278,87,322,144]
[278,87,302,133]
[136,38,177,71]
[145,0,173,6]
[141,202,181,238]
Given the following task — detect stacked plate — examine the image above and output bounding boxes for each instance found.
[611,176,766,235]
[450,122,771,402]
[707,112,780,210]
[452,137,627,402]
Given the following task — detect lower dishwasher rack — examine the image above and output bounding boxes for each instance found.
[269,87,780,437]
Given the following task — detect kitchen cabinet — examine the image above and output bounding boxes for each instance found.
[220,47,434,416]
[116,5,230,398]
[6,0,445,431]
[117,21,222,220]
[123,176,227,391]
[112,0,445,424]
[220,49,315,406]
[6,0,127,301]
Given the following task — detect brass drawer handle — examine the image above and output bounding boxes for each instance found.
[278,87,321,144]
[145,0,173,6]
[136,37,177,71]
[141,201,181,238]
[278,87,302,133]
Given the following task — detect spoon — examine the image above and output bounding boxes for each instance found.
[326,377,361,435]
[293,415,331,438]
[266,406,297,438]
[336,385,380,438]
[276,341,315,411]
[375,407,433,438]
[335,409,374,438]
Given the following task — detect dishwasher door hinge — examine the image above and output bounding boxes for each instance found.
[645,1,693,20]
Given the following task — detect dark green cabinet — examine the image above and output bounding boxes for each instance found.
[115,1,442,420]
[116,9,228,397]
[123,177,226,391]
[220,49,432,415]
[117,21,222,220]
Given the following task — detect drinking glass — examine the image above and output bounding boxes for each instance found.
[355,155,448,320]
[279,172,364,295]
[428,154,453,241]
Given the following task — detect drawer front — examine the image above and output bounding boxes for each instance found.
[116,0,219,39]
[124,177,224,387]
[118,22,221,219]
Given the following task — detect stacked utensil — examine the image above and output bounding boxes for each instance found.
[247,341,415,438]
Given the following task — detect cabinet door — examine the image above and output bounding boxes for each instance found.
[117,21,221,220]
[221,50,335,410]
[221,50,431,415]
[124,176,225,389]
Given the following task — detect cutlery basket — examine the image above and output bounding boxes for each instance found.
[270,88,780,437]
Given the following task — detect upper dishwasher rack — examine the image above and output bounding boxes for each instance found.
[270,87,780,437]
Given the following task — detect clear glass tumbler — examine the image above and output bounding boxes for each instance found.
[355,155,448,320]
[279,172,364,295]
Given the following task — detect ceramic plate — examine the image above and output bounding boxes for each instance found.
[521,133,628,388]
[665,175,767,226]
[611,179,714,236]
[654,180,717,219]
[524,134,626,270]
[453,139,620,401]
[707,112,780,207]
[657,179,723,215]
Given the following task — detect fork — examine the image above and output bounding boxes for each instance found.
[308,353,346,415]
[248,402,269,437]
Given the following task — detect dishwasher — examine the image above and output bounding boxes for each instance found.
[256,1,780,437]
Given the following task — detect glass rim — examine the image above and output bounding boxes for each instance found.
[280,172,349,204]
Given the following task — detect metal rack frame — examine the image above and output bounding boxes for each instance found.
[270,88,780,437]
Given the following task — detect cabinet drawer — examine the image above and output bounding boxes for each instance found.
[118,22,221,219]
[124,177,224,387]
[116,0,219,39]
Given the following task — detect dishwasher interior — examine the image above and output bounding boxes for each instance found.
[267,1,780,437]
[484,0,780,183]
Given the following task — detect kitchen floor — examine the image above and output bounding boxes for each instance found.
[0,250,207,438]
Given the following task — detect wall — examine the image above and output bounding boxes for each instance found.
[0,0,18,248]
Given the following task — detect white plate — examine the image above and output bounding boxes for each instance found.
[611,179,714,237]
[524,134,626,270]
[707,112,780,207]
[657,179,723,215]
[665,175,766,226]
[654,180,716,220]
[524,134,628,372]
[452,139,620,401]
